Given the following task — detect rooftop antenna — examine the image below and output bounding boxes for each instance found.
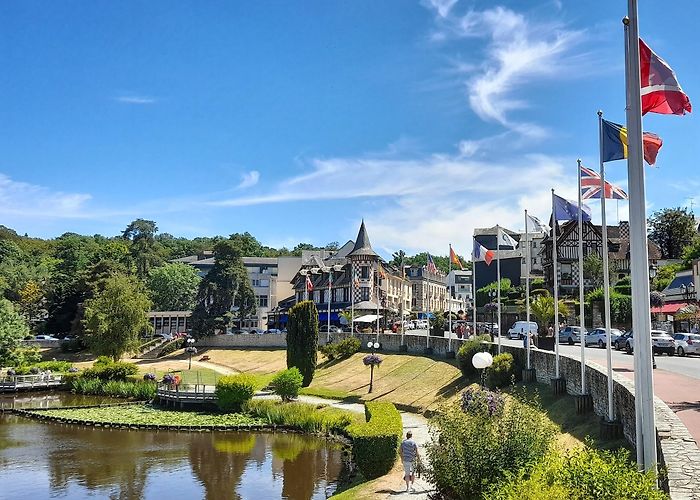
[687,198,695,214]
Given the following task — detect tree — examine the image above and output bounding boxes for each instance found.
[650,291,666,309]
[147,263,201,311]
[648,207,696,259]
[652,263,682,292]
[582,254,619,288]
[528,295,570,334]
[191,239,256,336]
[18,280,44,325]
[0,298,31,366]
[122,219,162,279]
[286,300,318,387]
[83,274,152,361]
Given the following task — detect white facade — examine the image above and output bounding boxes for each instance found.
[520,231,546,278]
[447,269,472,313]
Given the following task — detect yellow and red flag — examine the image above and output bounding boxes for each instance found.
[450,247,463,270]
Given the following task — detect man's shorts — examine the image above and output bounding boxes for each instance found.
[403,460,414,478]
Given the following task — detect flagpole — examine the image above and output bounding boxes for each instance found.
[577,159,587,396]
[599,111,615,423]
[496,225,502,355]
[327,269,332,344]
[448,244,453,352]
[400,254,405,346]
[552,190,560,379]
[624,6,656,471]
[525,210,531,370]
[472,242,477,338]
[426,276,430,349]
[350,271,355,337]
[376,268,380,342]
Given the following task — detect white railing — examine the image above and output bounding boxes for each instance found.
[0,374,63,391]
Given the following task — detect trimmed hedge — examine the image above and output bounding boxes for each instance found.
[457,335,491,377]
[82,361,139,381]
[346,401,403,479]
[215,374,257,412]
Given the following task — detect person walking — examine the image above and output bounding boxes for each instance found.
[400,431,419,492]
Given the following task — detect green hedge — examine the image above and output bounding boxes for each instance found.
[457,335,491,377]
[486,353,515,388]
[82,361,139,381]
[346,401,403,479]
[215,374,257,411]
[319,337,361,361]
[270,367,303,401]
[66,376,156,399]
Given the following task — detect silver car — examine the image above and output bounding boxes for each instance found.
[585,328,623,348]
[625,330,675,356]
[672,333,700,356]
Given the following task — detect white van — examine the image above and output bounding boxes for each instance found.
[507,321,538,340]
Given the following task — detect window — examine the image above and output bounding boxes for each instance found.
[360,287,370,301]
[252,279,261,287]
[361,266,369,279]
[319,289,325,304]
[259,279,270,287]
[258,295,268,308]
[343,287,349,302]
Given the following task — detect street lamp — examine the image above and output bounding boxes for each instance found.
[488,289,497,336]
[185,338,197,370]
[649,264,658,280]
[366,341,380,393]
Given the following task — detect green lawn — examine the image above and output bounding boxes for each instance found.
[146,367,222,386]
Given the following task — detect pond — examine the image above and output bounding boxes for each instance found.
[0,393,348,499]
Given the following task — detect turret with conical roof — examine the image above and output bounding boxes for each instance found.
[348,219,378,257]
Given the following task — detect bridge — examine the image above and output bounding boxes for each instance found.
[0,374,63,393]
[155,384,217,407]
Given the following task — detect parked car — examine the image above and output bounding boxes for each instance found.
[319,325,342,334]
[266,328,282,334]
[625,330,675,355]
[154,333,173,341]
[558,326,586,345]
[672,333,700,356]
[585,328,623,348]
[507,321,538,340]
[34,335,59,341]
[614,331,632,350]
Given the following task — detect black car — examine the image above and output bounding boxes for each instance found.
[614,331,631,350]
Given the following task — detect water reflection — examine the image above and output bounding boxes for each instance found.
[0,400,346,499]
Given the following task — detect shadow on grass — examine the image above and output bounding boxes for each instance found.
[504,382,630,452]
[435,375,476,400]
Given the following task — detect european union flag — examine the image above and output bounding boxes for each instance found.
[553,194,591,222]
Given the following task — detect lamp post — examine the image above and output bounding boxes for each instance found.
[472,349,493,388]
[185,338,196,370]
[366,341,380,393]
[488,288,497,337]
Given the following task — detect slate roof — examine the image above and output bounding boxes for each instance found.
[348,220,378,257]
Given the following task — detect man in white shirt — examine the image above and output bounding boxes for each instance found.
[399,431,419,492]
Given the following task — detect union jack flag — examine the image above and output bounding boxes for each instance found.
[426,253,438,274]
[580,166,629,200]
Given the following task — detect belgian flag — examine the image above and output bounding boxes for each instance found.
[602,119,663,166]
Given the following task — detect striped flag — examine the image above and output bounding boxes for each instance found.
[640,38,692,116]
[580,166,629,200]
[473,240,495,266]
[450,247,463,270]
[426,253,438,274]
[305,275,314,293]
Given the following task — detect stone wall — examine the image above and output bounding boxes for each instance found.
[195,334,288,348]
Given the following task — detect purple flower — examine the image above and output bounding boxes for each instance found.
[143,372,156,381]
[162,373,176,385]
[68,367,79,373]
[363,354,383,366]
[461,386,504,417]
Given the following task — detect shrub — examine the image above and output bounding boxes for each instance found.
[486,447,667,500]
[319,343,337,360]
[286,300,319,387]
[486,353,515,388]
[461,386,504,417]
[82,360,139,381]
[362,354,382,366]
[215,374,258,411]
[66,376,156,399]
[320,337,361,361]
[456,335,491,377]
[346,401,403,479]
[34,360,74,373]
[60,338,83,353]
[426,390,556,499]
[244,399,352,433]
[270,367,304,401]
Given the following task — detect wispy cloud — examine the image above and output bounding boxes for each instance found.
[114,95,157,105]
[238,170,260,189]
[423,3,586,138]
[0,174,93,218]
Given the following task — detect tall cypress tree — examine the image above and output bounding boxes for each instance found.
[286,300,318,387]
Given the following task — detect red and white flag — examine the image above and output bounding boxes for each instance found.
[305,275,314,293]
[640,38,692,116]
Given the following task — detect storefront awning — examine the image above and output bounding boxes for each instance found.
[355,314,380,323]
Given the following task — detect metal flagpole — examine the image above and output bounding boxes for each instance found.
[577,159,587,395]
[472,243,477,338]
[400,255,405,346]
[552,190,560,379]
[525,210,531,370]
[426,278,430,349]
[376,268,380,342]
[448,244,453,352]
[624,5,656,471]
[350,267,355,337]
[599,111,615,423]
[496,225,502,354]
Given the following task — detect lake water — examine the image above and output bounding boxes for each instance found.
[0,393,347,499]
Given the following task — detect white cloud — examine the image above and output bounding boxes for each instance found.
[238,170,260,189]
[0,173,92,218]
[423,4,585,137]
[422,0,458,19]
[114,95,156,104]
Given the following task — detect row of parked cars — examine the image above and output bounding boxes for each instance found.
[505,322,700,357]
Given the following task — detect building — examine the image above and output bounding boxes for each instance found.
[407,265,447,313]
[473,225,522,292]
[289,221,412,328]
[173,254,302,331]
[447,269,472,313]
[541,220,661,295]
[520,229,546,278]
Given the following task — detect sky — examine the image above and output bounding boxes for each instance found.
[1,0,699,259]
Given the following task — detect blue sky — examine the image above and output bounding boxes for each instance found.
[1,0,698,258]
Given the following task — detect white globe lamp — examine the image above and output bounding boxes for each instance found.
[472,352,493,370]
